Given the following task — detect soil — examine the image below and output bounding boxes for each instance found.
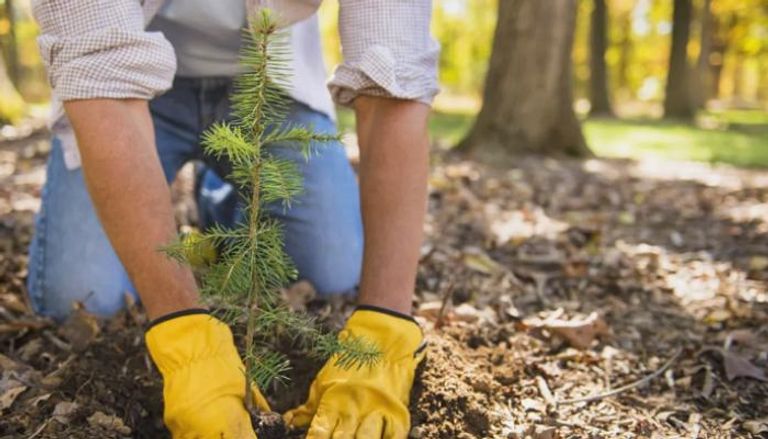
[1,129,767,438]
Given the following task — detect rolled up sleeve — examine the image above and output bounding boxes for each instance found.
[32,0,176,101]
[330,0,440,107]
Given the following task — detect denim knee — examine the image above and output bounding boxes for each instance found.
[26,140,137,321]
[285,218,363,295]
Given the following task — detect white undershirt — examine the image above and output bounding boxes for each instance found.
[148,0,335,120]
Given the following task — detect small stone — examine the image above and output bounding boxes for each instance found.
[409,426,426,438]
[453,303,480,323]
[416,301,443,319]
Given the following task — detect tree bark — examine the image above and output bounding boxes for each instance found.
[459,0,590,159]
[589,0,614,117]
[616,10,632,95]
[663,0,695,119]
[692,0,713,108]
[0,55,25,124]
[2,0,19,85]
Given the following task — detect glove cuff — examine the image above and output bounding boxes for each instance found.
[346,306,424,360]
[146,308,210,331]
[354,304,418,326]
[145,312,241,376]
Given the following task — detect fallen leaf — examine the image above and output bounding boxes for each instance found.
[703,347,767,382]
[704,309,731,324]
[17,338,43,362]
[0,354,20,371]
[0,293,28,313]
[722,351,767,382]
[527,312,609,349]
[0,319,49,334]
[281,280,316,312]
[462,248,503,275]
[743,418,768,434]
[0,381,26,411]
[749,256,768,271]
[725,329,768,351]
[52,401,79,424]
[453,303,479,323]
[531,425,558,439]
[416,301,443,319]
[521,398,546,413]
[28,393,51,408]
[58,305,101,351]
[87,411,132,435]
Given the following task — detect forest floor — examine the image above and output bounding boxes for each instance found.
[1,126,768,438]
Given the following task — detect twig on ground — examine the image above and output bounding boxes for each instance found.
[435,270,457,329]
[27,419,51,439]
[531,272,552,307]
[549,418,609,435]
[558,348,683,405]
[536,375,555,405]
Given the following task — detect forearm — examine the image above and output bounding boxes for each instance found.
[354,97,430,314]
[64,99,201,319]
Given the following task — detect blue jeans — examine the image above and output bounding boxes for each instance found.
[27,77,363,320]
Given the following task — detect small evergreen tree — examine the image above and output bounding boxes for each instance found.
[163,9,377,413]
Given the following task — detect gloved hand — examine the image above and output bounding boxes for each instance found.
[145,310,270,439]
[284,306,425,439]
[182,230,218,268]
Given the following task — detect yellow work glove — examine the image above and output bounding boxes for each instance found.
[145,310,270,439]
[284,306,426,438]
[182,230,218,269]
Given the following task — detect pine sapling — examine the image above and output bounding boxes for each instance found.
[162,9,378,414]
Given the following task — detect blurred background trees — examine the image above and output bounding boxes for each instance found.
[664,0,696,119]
[0,0,47,123]
[590,0,615,117]
[1,0,767,164]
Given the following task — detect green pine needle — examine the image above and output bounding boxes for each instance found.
[263,124,342,160]
[259,156,303,207]
[202,123,256,166]
[246,349,292,389]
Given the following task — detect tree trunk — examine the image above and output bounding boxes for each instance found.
[692,0,712,108]
[709,14,727,100]
[0,54,25,124]
[3,0,19,85]
[459,0,590,159]
[732,55,745,101]
[589,0,613,117]
[616,11,632,96]
[663,0,695,119]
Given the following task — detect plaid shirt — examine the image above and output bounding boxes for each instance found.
[32,0,439,168]
[32,0,439,105]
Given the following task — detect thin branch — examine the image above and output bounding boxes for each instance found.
[558,348,683,405]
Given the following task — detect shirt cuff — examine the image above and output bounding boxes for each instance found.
[38,29,176,102]
[328,41,440,107]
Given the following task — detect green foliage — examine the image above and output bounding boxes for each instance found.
[584,111,768,168]
[349,107,768,168]
[0,80,25,124]
[162,9,378,393]
[432,0,497,95]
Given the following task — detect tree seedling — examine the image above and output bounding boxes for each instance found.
[162,9,378,413]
